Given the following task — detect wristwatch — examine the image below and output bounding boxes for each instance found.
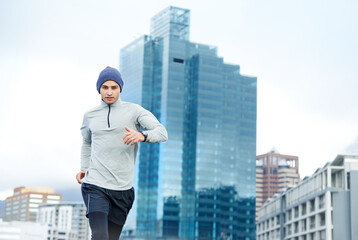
[140,131,148,142]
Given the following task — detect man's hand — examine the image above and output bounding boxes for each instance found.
[76,170,86,184]
[123,126,145,145]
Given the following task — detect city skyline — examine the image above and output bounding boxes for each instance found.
[1,0,358,200]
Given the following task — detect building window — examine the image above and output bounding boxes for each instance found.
[30,198,43,203]
[310,199,315,212]
[319,213,325,226]
[294,206,299,218]
[310,216,315,229]
[347,172,350,189]
[302,203,307,215]
[29,203,39,208]
[173,58,184,63]
[288,210,292,221]
[319,230,326,240]
[30,194,43,198]
[47,195,60,200]
[302,219,306,231]
[319,195,325,209]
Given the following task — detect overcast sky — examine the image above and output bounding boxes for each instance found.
[1,0,358,200]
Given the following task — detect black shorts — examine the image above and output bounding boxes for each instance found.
[81,183,135,225]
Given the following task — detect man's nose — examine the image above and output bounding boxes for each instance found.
[107,89,113,95]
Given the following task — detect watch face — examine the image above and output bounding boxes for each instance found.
[141,131,148,141]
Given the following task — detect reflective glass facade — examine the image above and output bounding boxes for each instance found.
[120,6,257,240]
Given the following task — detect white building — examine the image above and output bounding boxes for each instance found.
[0,218,48,240]
[37,202,90,240]
[256,155,358,240]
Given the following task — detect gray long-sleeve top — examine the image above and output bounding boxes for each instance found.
[81,99,168,190]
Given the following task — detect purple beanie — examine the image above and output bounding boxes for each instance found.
[97,66,124,93]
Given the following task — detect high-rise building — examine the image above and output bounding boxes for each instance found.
[256,154,358,240]
[37,202,90,240]
[120,6,257,239]
[256,149,300,221]
[4,186,62,222]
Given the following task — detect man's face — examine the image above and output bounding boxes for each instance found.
[100,80,121,104]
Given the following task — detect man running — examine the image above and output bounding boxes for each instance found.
[76,66,168,240]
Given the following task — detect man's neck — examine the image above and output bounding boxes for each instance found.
[101,98,121,106]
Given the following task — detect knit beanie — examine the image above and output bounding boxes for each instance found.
[97,66,124,93]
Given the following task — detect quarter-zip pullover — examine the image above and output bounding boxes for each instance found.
[80,99,168,190]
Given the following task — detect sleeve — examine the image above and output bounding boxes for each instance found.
[137,105,168,143]
[80,114,92,170]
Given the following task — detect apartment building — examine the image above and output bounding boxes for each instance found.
[37,202,90,240]
[256,149,300,221]
[256,154,358,240]
[4,186,62,222]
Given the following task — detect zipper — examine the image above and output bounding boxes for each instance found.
[107,104,111,128]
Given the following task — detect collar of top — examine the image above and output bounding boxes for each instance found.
[101,99,122,107]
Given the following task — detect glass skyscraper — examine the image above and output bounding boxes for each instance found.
[120,6,257,240]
